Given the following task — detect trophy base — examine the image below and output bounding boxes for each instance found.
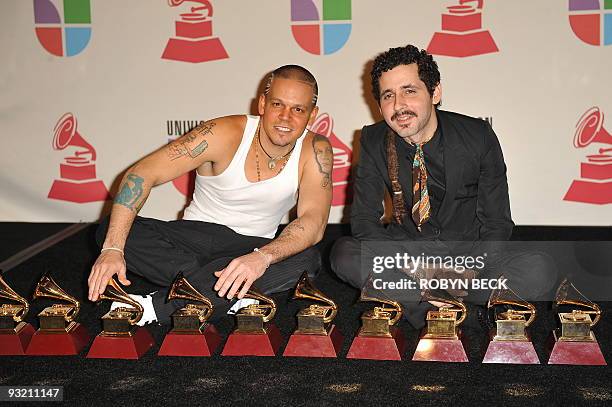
[283,324,343,358]
[162,37,229,63]
[412,329,468,362]
[0,323,35,355]
[547,330,607,365]
[346,326,406,361]
[25,323,90,355]
[427,30,498,57]
[158,324,221,357]
[86,327,154,359]
[221,323,282,357]
[483,331,540,364]
[48,179,110,203]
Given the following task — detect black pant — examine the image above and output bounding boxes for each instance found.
[330,236,557,329]
[96,216,321,324]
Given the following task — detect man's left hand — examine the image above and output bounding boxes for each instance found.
[214,252,268,299]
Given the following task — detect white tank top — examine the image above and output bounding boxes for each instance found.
[183,115,305,238]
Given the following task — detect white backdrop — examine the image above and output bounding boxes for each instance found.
[1,0,610,225]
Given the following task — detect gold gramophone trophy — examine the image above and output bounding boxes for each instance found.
[412,289,468,362]
[548,279,606,365]
[347,278,405,360]
[86,277,154,359]
[482,282,540,364]
[158,273,221,356]
[283,271,343,358]
[0,275,35,355]
[221,286,282,356]
[25,273,90,355]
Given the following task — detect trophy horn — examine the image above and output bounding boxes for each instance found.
[0,275,29,323]
[488,280,536,327]
[243,286,276,323]
[32,273,80,322]
[359,290,403,326]
[98,278,144,326]
[293,271,337,323]
[167,273,213,321]
[555,279,601,328]
[422,289,467,327]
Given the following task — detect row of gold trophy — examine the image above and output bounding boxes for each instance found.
[0,273,606,364]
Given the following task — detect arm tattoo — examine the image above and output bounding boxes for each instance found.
[114,173,145,212]
[312,134,333,188]
[166,121,215,160]
[265,220,306,260]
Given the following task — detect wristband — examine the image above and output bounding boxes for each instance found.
[101,247,124,256]
[253,248,270,269]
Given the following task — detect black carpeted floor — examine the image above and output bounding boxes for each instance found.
[0,223,611,406]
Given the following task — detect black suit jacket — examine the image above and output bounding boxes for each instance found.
[351,109,514,242]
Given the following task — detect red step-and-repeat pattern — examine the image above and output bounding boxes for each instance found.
[0,0,610,224]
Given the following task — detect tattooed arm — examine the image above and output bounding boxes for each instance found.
[88,116,242,300]
[214,132,333,300]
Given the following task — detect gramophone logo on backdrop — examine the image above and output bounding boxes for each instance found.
[33,0,92,57]
[427,0,498,57]
[291,0,352,55]
[569,0,612,46]
[48,113,110,203]
[310,113,352,206]
[564,107,612,205]
[162,0,229,63]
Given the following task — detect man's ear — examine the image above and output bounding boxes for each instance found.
[258,94,266,115]
[308,106,319,127]
[432,83,442,106]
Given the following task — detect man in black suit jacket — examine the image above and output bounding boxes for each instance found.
[331,45,555,328]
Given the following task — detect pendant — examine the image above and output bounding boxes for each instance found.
[268,159,276,170]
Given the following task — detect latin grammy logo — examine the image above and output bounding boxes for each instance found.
[564,107,612,205]
[161,0,229,63]
[310,113,353,206]
[427,0,499,58]
[47,113,110,203]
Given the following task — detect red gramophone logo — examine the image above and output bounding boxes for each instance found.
[564,107,612,205]
[161,0,229,63]
[48,113,110,203]
[310,113,352,206]
[427,0,499,57]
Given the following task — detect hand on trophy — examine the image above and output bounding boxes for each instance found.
[88,250,131,301]
[213,250,270,300]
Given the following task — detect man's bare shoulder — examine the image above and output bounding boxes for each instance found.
[203,115,247,138]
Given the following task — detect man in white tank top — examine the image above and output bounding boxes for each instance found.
[87,65,333,324]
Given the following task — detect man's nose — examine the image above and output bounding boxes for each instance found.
[279,106,291,120]
[394,94,406,111]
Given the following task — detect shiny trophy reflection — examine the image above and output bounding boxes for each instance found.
[412,289,468,362]
[25,274,90,355]
[482,280,540,364]
[283,271,343,358]
[347,277,405,360]
[221,286,282,356]
[158,273,221,356]
[87,278,154,359]
[0,276,35,355]
[548,279,606,365]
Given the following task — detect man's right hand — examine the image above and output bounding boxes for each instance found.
[88,250,131,301]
